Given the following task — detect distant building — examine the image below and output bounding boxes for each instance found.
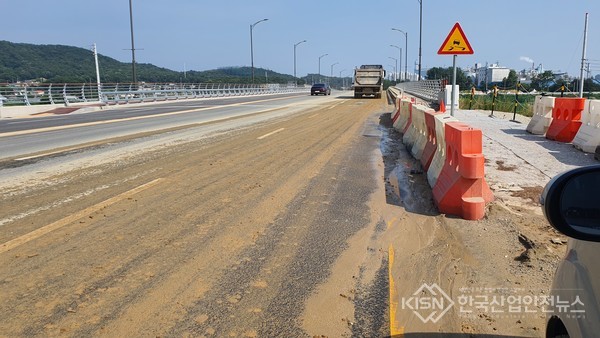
[475,63,510,86]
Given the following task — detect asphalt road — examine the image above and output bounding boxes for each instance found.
[0,93,392,337]
[0,92,308,159]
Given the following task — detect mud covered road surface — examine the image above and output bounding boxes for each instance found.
[0,94,571,337]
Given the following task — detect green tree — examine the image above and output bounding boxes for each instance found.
[503,69,518,88]
[426,66,471,89]
[531,71,554,91]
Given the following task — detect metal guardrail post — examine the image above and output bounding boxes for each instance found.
[63,84,70,106]
[23,85,31,106]
[48,84,54,105]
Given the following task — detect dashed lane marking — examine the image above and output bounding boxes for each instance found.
[0,178,164,254]
[257,128,285,140]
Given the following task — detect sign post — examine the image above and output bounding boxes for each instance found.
[437,22,473,116]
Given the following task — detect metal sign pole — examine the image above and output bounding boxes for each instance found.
[451,54,457,116]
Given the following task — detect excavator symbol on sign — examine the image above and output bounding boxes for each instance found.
[448,40,466,51]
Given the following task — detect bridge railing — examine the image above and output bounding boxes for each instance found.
[394,80,444,103]
[0,82,309,107]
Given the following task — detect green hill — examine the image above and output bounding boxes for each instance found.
[0,40,299,84]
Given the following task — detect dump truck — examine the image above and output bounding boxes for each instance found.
[353,65,385,98]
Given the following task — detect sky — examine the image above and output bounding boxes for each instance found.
[1,1,599,78]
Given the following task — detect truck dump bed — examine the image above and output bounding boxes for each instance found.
[353,65,385,98]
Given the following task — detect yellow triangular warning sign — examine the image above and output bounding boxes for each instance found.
[438,22,473,55]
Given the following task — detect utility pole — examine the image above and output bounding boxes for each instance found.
[128,0,137,85]
[579,12,589,98]
[418,0,423,81]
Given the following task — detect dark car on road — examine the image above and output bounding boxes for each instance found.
[311,83,331,96]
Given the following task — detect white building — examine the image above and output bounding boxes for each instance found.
[475,63,511,85]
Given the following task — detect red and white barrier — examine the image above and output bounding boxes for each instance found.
[427,113,459,188]
[410,104,435,160]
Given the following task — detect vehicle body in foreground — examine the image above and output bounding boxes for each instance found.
[541,165,600,338]
[310,83,331,96]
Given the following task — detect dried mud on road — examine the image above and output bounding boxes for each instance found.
[0,95,568,337]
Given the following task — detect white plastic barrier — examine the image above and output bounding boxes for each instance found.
[393,99,412,131]
[573,99,600,153]
[427,113,459,188]
[526,95,555,135]
[440,84,459,111]
[410,104,435,160]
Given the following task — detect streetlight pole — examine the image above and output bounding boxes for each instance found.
[294,40,307,80]
[339,69,347,89]
[128,0,137,85]
[318,53,328,82]
[418,0,422,81]
[391,28,408,81]
[390,45,402,81]
[250,18,269,83]
[330,62,339,82]
[388,57,397,82]
[388,64,397,81]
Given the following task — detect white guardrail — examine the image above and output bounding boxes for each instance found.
[394,80,444,103]
[0,83,310,107]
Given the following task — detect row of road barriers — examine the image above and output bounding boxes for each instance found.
[0,82,309,108]
[388,88,494,220]
[526,96,600,157]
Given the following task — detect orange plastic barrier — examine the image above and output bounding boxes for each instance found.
[432,122,494,220]
[421,110,443,170]
[545,97,585,143]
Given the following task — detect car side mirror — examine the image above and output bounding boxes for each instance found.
[541,165,600,242]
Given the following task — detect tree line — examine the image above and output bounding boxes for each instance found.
[0,40,301,84]
[424,66,600,93]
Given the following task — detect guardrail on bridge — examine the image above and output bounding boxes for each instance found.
[0,82,309,107]
[394,80,444,103]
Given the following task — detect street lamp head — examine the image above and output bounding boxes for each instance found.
[252,18,269,27]
[295,40,307,47]
[392,28,407,36]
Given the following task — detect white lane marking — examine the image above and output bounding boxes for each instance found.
[257,128,285,140]
[327,100,347,110]
[0,96,296,138]
[0,178,164,254]
[15,146,85,161]
[4,121,33,125]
